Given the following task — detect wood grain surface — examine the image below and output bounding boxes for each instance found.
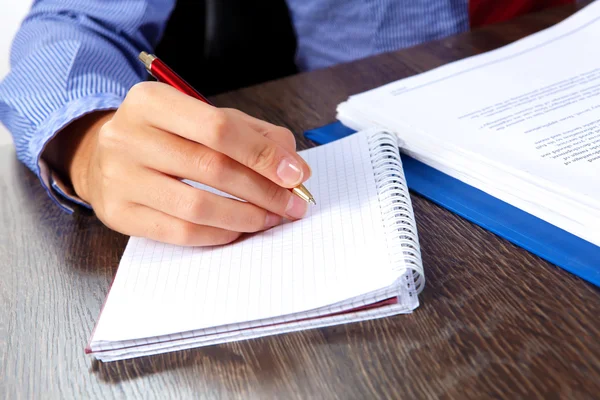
[2,3,599,399]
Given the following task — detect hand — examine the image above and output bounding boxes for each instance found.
[45,82,312,246]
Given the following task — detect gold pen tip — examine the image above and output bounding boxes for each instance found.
[309,198,316,205]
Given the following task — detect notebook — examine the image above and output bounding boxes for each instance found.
[87,129,425,362]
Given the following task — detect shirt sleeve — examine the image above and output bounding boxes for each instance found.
[0,0,176,213]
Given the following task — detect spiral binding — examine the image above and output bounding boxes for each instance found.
[367,130,425,294]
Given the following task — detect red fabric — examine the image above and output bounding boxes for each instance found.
[469,0,574,28]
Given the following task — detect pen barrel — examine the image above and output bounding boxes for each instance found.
[149,58,212,105]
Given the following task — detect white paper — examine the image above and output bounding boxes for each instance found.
[338,2,600,246]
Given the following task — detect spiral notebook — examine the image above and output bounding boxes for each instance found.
[86,129,425,362]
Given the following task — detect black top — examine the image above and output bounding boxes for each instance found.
[155,0,298,95]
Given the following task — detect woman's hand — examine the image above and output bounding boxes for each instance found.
[45,82,311,246]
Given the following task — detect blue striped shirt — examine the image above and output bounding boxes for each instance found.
[0,0,508,210]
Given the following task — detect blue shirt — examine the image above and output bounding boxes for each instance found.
[0,0,472,211]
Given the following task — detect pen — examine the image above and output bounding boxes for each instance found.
[138,51,316,206]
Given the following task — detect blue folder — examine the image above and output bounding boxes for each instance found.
[305,122,600,288]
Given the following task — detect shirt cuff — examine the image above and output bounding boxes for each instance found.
[51,170,91,209]
[30,94,124,214]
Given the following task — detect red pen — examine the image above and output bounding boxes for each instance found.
[138,51,212,105]
[137,51,316,205]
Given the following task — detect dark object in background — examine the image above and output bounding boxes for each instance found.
[154,0,298,96]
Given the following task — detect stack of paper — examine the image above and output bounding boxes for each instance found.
[337,1,600,248]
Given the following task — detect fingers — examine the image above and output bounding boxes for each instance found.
[120,126,309,220]
[87,83,311,248]
[127,169,283,232]
[225,108,298,152]
[124,82,311,188]
[98,203,242,247]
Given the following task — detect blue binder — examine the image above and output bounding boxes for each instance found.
[305,122,600,288]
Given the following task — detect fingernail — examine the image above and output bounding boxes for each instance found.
[277,158,303,186]
[285,195,308,220]
[265,212,282,228]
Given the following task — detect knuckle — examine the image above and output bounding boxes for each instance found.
[178,192,207,223]
[173,223,196,246]
[280,127,297,148]
[206,109,229,142]
[97,121,122,149]
[100,201,122,229]
[123,82,162,121]
[220,107,237,115]
[264,126,297,151]
[127,81,157,102]
[248,144,279,172]
[193,152,228,179]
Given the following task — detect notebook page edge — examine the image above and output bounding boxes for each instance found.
[92,301,416,362]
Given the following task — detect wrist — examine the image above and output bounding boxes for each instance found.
[44,111,115,203]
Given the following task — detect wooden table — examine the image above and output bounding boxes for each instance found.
[2,4,599,399]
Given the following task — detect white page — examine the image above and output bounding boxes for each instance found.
[340,104,600,245]
[340,2,600,207]
[91,131,406,343]
[340,104,600,218]
[94,300,415,361]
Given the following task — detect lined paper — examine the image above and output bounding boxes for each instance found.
[91,131,413,348]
